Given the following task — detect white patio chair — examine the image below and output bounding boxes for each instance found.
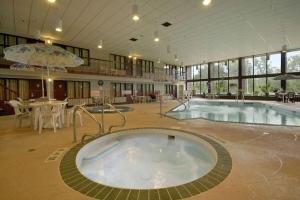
[8,100,31,128]
[37,104,62,134]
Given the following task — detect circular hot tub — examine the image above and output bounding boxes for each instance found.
[87,105,133,113]
[60,128,231,199]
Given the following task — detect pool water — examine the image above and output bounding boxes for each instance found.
[76,129,216,189]
[87,105,133,113]
[167,101,300,126]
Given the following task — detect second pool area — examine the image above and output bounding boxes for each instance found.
[166,101,300,126]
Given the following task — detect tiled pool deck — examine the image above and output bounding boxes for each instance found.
[0,99,300,199]
[60,128,232,200]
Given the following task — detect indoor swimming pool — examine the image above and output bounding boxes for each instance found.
[166,101,300,126]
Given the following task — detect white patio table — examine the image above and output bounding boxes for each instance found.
[28,100,67,130]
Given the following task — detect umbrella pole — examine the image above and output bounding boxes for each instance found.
[47,65,51,100]
[41,70,44,98]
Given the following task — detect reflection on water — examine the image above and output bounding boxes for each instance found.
[168,101,300,126]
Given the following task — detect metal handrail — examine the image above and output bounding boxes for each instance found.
[166,99,189,113]
[159,95,189,117]
[105,103,127,134]
[73,105,102,143]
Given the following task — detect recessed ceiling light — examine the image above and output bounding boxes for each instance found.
[202,0,211,6]
[55,20,62,32]
[97,40,103,49]
[154,31,159,42]
[47,0,56,3]
[132,15,140,21]
[132,4,140,21]
[128,55,132,58]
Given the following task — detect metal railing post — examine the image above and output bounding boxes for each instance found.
[72,105,102,143]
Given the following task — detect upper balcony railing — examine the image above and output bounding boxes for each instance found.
[0,56,185,82]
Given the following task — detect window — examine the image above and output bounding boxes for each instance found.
[192,65,200,79]
[267,78,281,95]
[242,78,253,95]
[254,55,266,75]
[229,79,238,94]
[193,81,201,94]
[200,81,208,94]
[200,64,208,79]
[287,80,300,93]
[211,62,219,78]
[186,82,193,91]
[254,77,266,96]
[242,57,253,76]
[286,50,300,73]
[210,80,218,94]
[218,79,228,94]
[219,61,228,78]
[186,66,192,80]
[267,53,281,74]
[229,59,238,77]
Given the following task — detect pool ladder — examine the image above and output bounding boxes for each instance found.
[72,104,127,143]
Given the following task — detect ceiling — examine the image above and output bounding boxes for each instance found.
[0,0,300,65]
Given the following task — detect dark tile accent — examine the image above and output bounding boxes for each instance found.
[115,190,131,200]
[103,188,121,200]
[127,190,139,200]
[157,189,171,200]
[184,183,200,195]
[79,182,98,194]
[176,185,190,198]
[167,187,181,200]
[95,187,112,199]
[86,185,106,198]
[138,190,149,200]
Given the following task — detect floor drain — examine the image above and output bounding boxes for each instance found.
[28,149,36,152]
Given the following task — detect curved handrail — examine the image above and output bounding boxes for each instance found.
[73,105,102,143]
[166,98,189,113]
[105,103,127,134]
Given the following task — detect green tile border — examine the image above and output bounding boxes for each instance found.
[60,128,232,200]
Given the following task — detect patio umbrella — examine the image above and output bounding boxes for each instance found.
[9,63,67,97]
[4,43,83,99]
[273,74,300,80]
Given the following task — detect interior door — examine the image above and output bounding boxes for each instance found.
[54,80,67,100]
[29,79,44,99]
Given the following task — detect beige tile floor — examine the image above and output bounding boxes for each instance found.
[0,100,300,200]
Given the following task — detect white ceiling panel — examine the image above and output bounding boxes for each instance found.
[0,0,300,65]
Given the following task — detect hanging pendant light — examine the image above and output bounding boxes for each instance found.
[97,40,103,49]
[132,4,140,21]
[55,19,63,32]
[202,0,212,6]
[154,30,159,42]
